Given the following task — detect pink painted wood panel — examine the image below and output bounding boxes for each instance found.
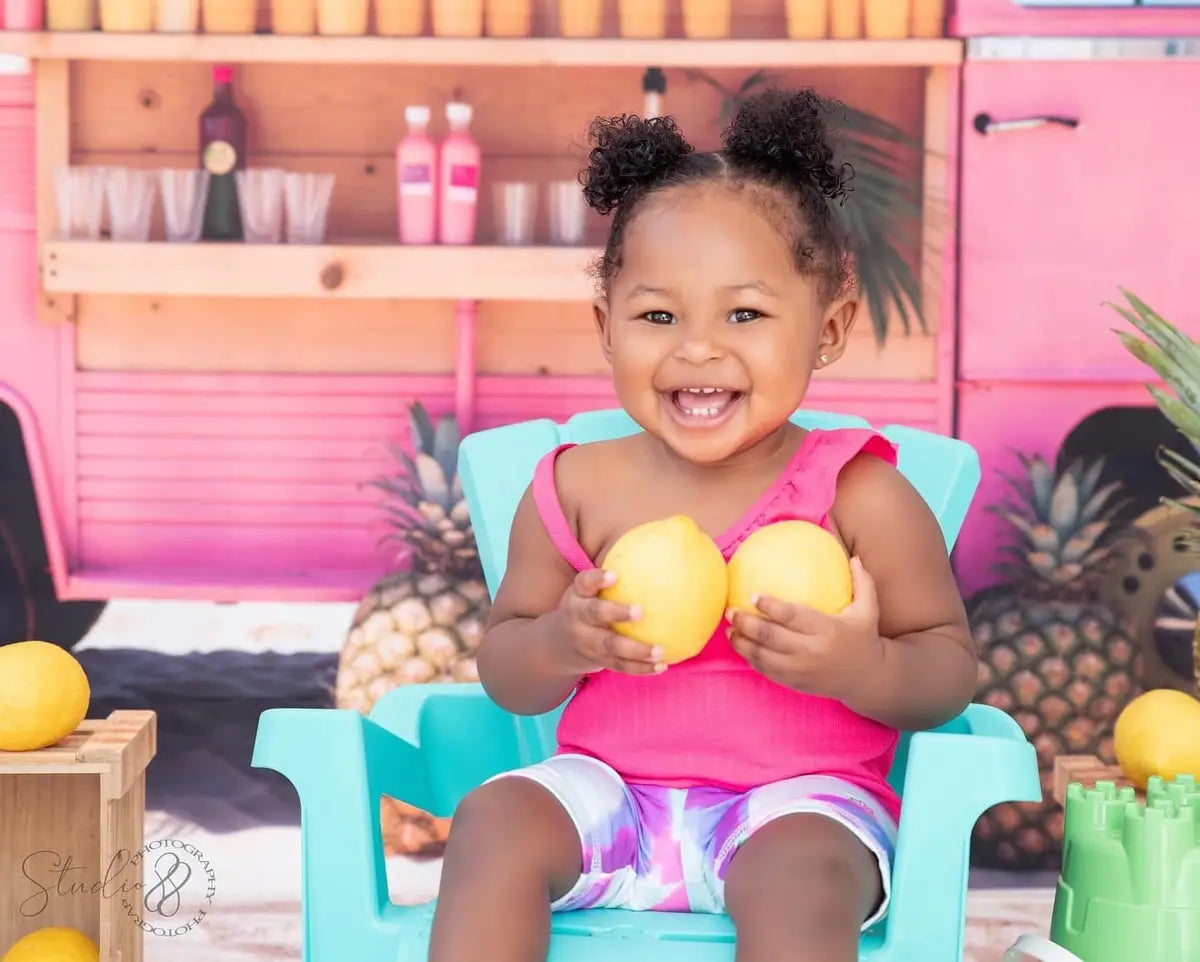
[959,60,1200,382]
[950,0,1200,37]
[954,379,1158,598]
[69,371,940,599]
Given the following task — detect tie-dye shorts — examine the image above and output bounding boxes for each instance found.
[488,753,897,928]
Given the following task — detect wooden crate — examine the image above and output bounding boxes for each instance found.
[1052,754,1143,807]
[0,710,156,962]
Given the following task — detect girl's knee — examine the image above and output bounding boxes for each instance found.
[445,777,582,888]
[724,814,880,924]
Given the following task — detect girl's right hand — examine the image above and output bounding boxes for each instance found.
[549,569,666,676]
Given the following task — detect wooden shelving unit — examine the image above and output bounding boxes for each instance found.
[0,30,963,67]
[42,240,599,300]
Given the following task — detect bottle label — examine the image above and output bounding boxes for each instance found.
[203,140,237,176]
[400,162,433,196]
[446,163,478,203]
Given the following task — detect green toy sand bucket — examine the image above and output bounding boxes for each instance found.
[1048,775,1200,962]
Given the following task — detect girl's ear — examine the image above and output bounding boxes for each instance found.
[593,297,615,363]
[814,293,859,368]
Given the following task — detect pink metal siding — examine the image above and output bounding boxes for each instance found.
[959,59,1200,383]
[950,0,1200,37]
[70,372,940,601]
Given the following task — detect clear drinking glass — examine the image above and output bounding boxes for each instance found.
[492,181,537,246]
[159,169,210,242]
[283,172,335,244]
[53,165,109,240]
[546,179,587,246]
[235,167,286,243]
[105,167,158,242]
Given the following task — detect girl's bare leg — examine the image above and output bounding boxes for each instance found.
[724,813,881,962]
[427,777,582,962]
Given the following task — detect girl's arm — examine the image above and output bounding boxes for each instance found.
[476,485,586,716]
[832,454,979,732]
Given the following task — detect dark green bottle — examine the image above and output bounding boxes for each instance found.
[199,63,246,241]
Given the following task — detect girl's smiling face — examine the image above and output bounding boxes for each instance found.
[594,183,859,467]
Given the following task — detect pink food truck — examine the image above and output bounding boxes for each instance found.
[0,0,1196,722]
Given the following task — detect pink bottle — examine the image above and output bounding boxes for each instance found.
[396,105,438,245]
[437,100,481,246]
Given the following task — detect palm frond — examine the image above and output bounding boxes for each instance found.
[681,71,929,346]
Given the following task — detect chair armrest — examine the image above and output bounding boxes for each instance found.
[251,708,426,962]
[253,706,435,813]
[882,707,1040,958]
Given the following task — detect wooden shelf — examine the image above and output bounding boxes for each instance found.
[40,239,600,301]
[0,30,963,67]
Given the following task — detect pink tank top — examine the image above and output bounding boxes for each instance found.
[532,428,903,821]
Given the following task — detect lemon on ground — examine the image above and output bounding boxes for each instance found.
[599,515,728,665]
[0,641,91,752]
[727,520,853,615]
[1,926,99,962]
[1113,688,1200,789]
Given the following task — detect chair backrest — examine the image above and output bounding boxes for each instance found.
[459,407,981,598]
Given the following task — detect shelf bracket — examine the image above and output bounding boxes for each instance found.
[454,299,477,434]
[34,58,73,326]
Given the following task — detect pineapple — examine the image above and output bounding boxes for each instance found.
[334,401,491,856]
[970,452,1140,870]
[1112,289,1200,695]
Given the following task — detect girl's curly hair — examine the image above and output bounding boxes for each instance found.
[579,87,854,301]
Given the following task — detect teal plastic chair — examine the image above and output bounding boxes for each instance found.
[252,408,1041,962]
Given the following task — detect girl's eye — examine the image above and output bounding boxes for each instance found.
[729,309,762,324]
[641,311,675,325]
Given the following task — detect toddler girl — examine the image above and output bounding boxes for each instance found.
[428,88,977,962]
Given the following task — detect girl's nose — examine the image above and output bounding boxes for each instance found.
[673,330,724,365]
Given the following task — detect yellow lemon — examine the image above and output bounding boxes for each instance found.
[0,641,91,752]
[1113,688,1200,790]
[1,927,99,962]
[599,515,728,665]
[727,520,852,615]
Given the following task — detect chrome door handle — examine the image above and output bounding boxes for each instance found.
[972,112,1080,135]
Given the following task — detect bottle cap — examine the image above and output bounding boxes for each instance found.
[445,101,473,126]
[405,105,431,126]
[213,64,234,84]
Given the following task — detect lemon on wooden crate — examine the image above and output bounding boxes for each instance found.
[1,926,99,962]
[1113,688,1200,789]
[0,641,91,752]
[727,520,853,615]
[599,515,728,665]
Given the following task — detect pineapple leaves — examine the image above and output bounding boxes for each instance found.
[430,414,461,490]
[408,402,436,459]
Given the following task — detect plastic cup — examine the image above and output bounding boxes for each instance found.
[105,167,158,242]
[159,169,210,242]
[154,0,199,30]
[53,165,109,240]
[235,167,286,243]
[492,181,537,246]
[546,180,586,246]
[283,171,334,244]
[46,0,96,31]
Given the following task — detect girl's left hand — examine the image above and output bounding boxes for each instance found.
[727,556,885,700]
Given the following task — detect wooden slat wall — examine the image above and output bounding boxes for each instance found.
[58,17,939,591]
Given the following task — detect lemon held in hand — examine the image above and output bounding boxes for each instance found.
[1,926,99,962]
[1113,688,1200,789]
[599,515,728,665]
[0,641,91,752]
[727,520,853,615]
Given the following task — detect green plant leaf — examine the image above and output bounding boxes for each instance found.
[407,402,435,456]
